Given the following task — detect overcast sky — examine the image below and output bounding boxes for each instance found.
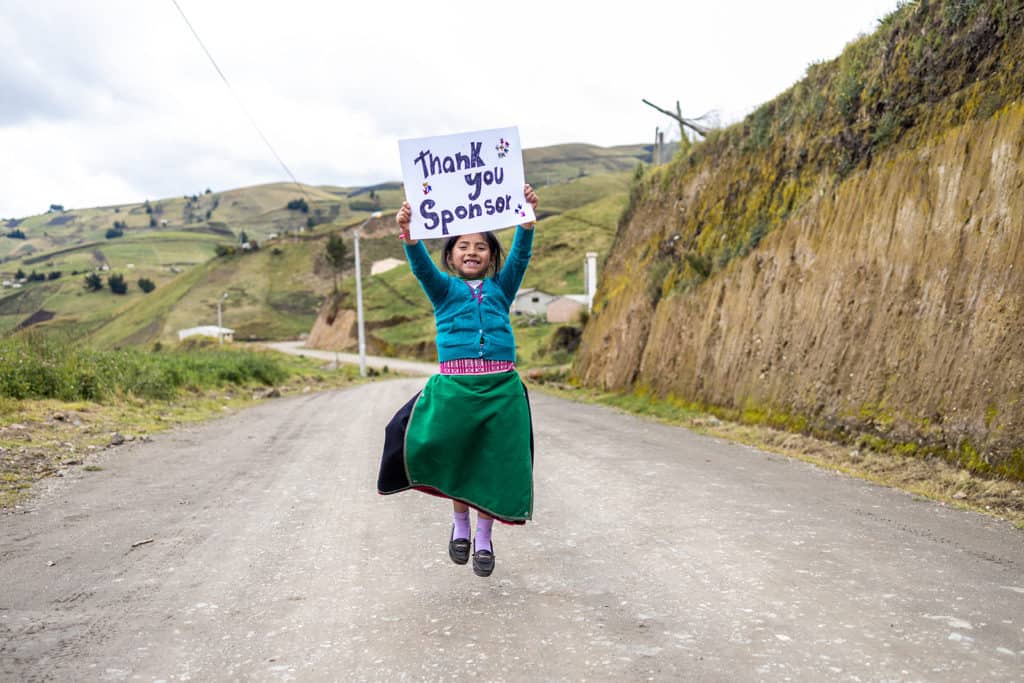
[1,0,901,219]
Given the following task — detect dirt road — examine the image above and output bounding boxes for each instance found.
[2,379,1022,681]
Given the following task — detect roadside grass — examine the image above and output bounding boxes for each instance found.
[527,376,1024,530]
[0,341,364,509]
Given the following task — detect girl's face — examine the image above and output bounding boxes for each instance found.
[448,233,493,279]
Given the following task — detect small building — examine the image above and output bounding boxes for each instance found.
[511,288,558,316]
[178,325,234,342]
[546,295,588,323]
[371,257,405,276]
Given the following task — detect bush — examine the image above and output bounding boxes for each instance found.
[5,229,26,239]
[83,273,103,291]
[0,334,290,402]
[138,277,156,293]
[286,198,309,213]
[107,273,128,294]
[47,271,62,280]
[105,228,124,239]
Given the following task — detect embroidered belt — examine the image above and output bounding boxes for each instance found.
[439,358,516,375]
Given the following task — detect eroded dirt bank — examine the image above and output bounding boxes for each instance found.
[577,104,1024,476]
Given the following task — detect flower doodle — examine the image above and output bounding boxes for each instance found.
[495,137,510,158]
[422,181,432,195]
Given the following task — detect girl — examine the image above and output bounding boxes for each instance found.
[377,184,539,577]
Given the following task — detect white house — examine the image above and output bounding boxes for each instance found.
[512,288,559,316]
[178,325,234,342]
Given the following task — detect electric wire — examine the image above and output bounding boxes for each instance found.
[169,0,311,203]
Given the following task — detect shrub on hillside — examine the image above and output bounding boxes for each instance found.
[83,273,103,291]
[105,228,124,239]
[107,273,128,295]
[286,198,309,213]
[0,334,290,402]
[138,277,156,293]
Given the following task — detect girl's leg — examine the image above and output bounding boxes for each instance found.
[475,511,494,552]
[448,501,472,565]
[452,501,471,540]
[473,511,496,577]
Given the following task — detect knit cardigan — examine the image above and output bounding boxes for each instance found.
[404,226,533,363]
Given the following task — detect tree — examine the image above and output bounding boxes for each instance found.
[5,229,26,239]
[286,198,309,213]
[324,233,348,291]
[49,204,64,212]
[14,268,25,280]
[239,230,249,245]
[47,271,62,280]
[105,227,124,239]
[83,273,103,291]
[137,277,156,293]
[107,273,128,295]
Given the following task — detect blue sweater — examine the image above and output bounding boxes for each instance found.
[404,227,534,362]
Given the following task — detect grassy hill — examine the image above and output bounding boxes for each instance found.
[1,143,650,348]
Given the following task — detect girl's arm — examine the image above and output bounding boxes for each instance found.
[397,201,448,304]
[495,184,540,298]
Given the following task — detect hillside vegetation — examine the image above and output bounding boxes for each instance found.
[575,0,1024,479]
[1,143,649,347]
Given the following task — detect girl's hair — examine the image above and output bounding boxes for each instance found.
[442,232,503,277]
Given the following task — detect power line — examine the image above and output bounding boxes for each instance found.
[169,0,310,203]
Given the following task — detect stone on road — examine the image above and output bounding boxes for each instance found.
[1,380,1021,681]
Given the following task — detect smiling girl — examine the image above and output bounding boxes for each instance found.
[377,184,539,577]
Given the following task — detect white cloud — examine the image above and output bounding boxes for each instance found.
[1,0,901,218]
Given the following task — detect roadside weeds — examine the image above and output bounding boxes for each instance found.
[0,367,361,511]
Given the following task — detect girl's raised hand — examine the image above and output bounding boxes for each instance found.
[523,184,538,228]
[396,201,416,244]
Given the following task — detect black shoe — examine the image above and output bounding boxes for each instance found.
[472,540,495,577]
[448,526,470,565]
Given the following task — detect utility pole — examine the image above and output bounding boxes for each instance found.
[354,212,383,377]
[216,292,228,345]
[642,98,709,141]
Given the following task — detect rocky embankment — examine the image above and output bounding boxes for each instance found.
[575,2,1024,478]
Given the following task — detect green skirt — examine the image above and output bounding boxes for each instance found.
[378,372,534,523]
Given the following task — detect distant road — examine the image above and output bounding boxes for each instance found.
[261,340,435,376]
[2,379,1022,680]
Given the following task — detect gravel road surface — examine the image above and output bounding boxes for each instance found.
[2,379,1022,681]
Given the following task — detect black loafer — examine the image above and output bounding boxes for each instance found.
[448,527,470,565]
[472,540,495,577]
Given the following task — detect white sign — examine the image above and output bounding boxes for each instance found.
[398,126,534,240]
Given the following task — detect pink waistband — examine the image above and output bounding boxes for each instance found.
[439,358,516,375]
